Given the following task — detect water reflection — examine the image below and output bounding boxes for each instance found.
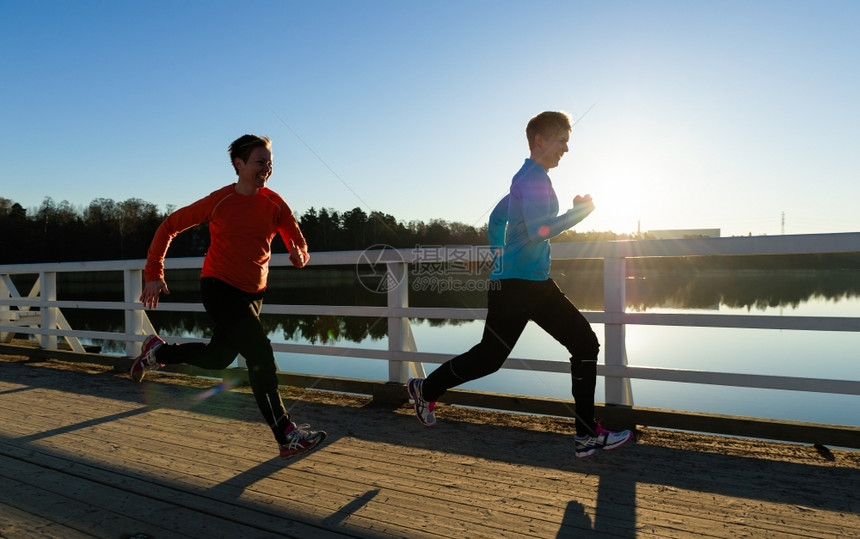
[551,260,860,312]
[625,269,860,312]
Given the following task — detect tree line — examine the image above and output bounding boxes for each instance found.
[0,196,638,265]
[3,196,855,268]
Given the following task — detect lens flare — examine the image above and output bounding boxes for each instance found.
[194,377,239,402]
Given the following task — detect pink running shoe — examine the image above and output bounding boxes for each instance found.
[130,335,165,383]
[279,422,327,459]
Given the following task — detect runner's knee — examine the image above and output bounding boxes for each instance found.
[570,358,596,381]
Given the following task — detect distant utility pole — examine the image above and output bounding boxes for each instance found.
[781,211,785,234]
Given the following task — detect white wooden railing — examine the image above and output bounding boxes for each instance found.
[2,233,859,415]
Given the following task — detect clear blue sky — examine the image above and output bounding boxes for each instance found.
[2,0,859,238]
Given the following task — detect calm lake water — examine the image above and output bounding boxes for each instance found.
[44,262,860,427]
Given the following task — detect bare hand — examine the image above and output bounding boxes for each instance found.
[574,194,595,212]
[288,240,310,268]
[140,279,169,310]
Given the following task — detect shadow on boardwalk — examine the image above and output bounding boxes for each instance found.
[1,354,858,538]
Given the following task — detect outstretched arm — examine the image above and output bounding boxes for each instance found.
[141,194,214,309]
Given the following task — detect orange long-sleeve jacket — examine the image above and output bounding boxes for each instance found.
[144,184,307,293]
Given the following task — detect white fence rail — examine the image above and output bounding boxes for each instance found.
[2,233,860,420]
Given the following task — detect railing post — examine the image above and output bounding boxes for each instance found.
[603,257,633,406]
[39,271,58,350]
[0,276,8,308]
[0,276,10,343]
[387,261,411,384]
[124,269,144,357]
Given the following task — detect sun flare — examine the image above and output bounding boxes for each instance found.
[563,165,655,235]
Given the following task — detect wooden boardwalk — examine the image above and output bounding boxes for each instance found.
[1,354,858,538]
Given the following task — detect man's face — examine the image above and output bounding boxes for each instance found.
[236,146,273,189]
[533,130,570,170]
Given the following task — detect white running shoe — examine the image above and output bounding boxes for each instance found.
[407,378,436,426]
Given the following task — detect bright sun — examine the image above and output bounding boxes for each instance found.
[559,165,655,235]
[593,173,652,234]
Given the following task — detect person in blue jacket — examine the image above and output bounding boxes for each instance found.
[407,111,632,458]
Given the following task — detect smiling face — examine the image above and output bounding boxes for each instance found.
[234,146,273,193]
[525,111,572,171]
[531,129,570,170]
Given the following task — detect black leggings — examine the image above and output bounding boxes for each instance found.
[421,278,600,435]
[155,277,291,443]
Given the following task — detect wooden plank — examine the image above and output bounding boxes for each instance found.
[0,441,368,539]
[0,405,527,538]
[0,500,94,539]
[3,390,856,539]
[1,356,859,539]
[0,452,285,539]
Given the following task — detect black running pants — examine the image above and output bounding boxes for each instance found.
[421,278,600,435]
[155,277,291,442]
